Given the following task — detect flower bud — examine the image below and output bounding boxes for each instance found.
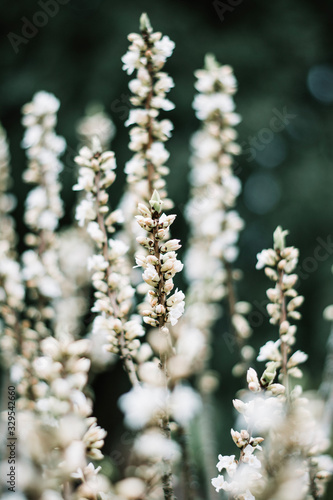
[149,189,163,213]
[266,383,285,395]
[287,295,304,311]
[260,362,278,387]
[264,267,278,281]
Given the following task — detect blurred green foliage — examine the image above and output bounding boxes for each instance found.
[1,0,333,496]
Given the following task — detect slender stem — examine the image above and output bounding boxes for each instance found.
[223,259,243,349]
[63,481,72,500]
[199,391,220,500]
[177,425,198,500]
[309,462,320,500]
[319,323,333,439]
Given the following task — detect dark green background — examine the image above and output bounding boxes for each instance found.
[1,0,333,497]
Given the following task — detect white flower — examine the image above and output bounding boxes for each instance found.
[154,74,174,94]
[146,142,170,166]
[242,445,261,469]
[121,49,141,75]
[26,186,47,210]
[73,167,95,191]
[151,96,175,111]
[193,93,235,120]
[211,475,227,493]
[118,385,167,429]
[169,385,201,425]
[29,91,60,116]
[21,249,44,279]
[323,305,333,321]
[75,199,96,227]
[125,109,152,127]
[33,356,60,379]
[216,454,237,476]
[92,315,115,336]
[38,210,59,231]
[124,155,146,176]
[176,327,205,360]
[154,35,175,58]
[142,263,160,285]
[257,340,281,362]
[116,478,146,499]
[134,430,181,462]
[64,440,86,473]
[168,300,185,326]
[166,288,185,307]
[38,275,61,298]
[124,319,145,339]
[87,254,108,271]
[247,368,260,392]
[256,248,277,269]
[287,350,308,368]
[87,221,105,245]
[109,239,129,257]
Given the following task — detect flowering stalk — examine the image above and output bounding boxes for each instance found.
[119,11,175,271]
[74,138,142,387]
[122,14,189,500]
[212,227,333,499]
[6,93,67,403]
[122,13,175,203]
[22,91,65,242]
[172,55,248,499]
[21,91,67,338]
[185,54,252,377]
[134,190,185,500]
[0,123,25,368]
[256,226,305,397]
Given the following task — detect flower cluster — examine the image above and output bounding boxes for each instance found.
[119,12,175,260]
[0,124,25,366]
[9,333,107,499]
[256,226,305,385]
[135,191,185,328]
[77,104,116,150]
[53,227,94,340]
[212,228,333,499]
[185,54,252,377]
[21,91,67,339]
[119,382,201,430]
[0,123,17,257]
[74,139,143,385]
[0,96,109,500]
[22,91,66,233]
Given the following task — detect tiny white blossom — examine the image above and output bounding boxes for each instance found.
[211,475,227,492]
[168,301,185,326]
[75,199,96,227]
[87,222,105,245]
[257,340,282,362]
